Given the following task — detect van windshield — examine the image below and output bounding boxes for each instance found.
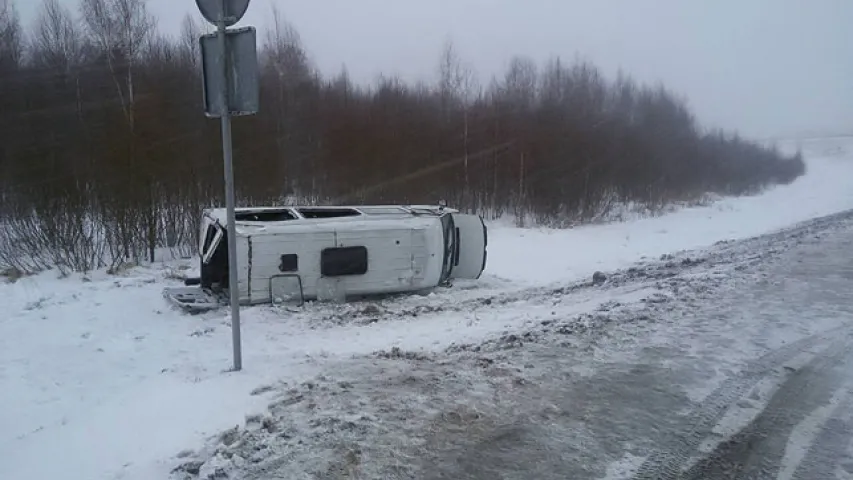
[201,224,224,264]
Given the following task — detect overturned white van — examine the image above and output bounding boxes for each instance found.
[165,205,487,311]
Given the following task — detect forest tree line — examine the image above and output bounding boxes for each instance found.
[0,0,805,274]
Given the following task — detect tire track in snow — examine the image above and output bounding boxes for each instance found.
[788,383,853,479]
[679,337,852,479]
[780,386,852,480]
[631,325,853,480]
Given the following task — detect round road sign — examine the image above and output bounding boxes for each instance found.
[196,0,250,27]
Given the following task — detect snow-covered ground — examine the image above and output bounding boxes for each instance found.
[1,137,851,480]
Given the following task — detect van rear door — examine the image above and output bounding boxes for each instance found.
[449,213,487,279]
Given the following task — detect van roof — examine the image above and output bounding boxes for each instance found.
[233,214,445,236]
[204,204,456,227]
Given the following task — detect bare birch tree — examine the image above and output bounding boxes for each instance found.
[0,0,22,71]
[263,4,313,194]
[79,0,154,128]
[503,56,538,111]
[79,0,155,262]
[31,0,84,72]
[178,13,202,69]
[438,40,479,206]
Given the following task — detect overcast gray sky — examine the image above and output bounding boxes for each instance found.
[16,0,853,139]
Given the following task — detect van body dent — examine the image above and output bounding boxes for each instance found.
[165,205,487,311]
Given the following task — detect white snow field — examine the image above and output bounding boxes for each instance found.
[1,136,851,480]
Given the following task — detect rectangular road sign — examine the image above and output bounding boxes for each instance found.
[201,26,259,117]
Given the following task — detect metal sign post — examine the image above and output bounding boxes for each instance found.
[219,15,242,373]
[197,0,258,372]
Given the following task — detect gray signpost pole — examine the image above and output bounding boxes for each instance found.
[218,2,242,372]
[197,0,254,372]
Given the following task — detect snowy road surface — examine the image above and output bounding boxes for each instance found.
[177,210,853,479]
[2,136,853,479]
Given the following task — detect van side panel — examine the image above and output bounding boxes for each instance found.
[248,231,336,302]
[244,223,445,302]
[333,226,441,295]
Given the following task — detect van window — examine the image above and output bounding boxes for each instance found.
[321,247,368,276]
[358,207,409,215]
[298,208,361,219]
[279,254,298,272]
[235,209,296,222]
